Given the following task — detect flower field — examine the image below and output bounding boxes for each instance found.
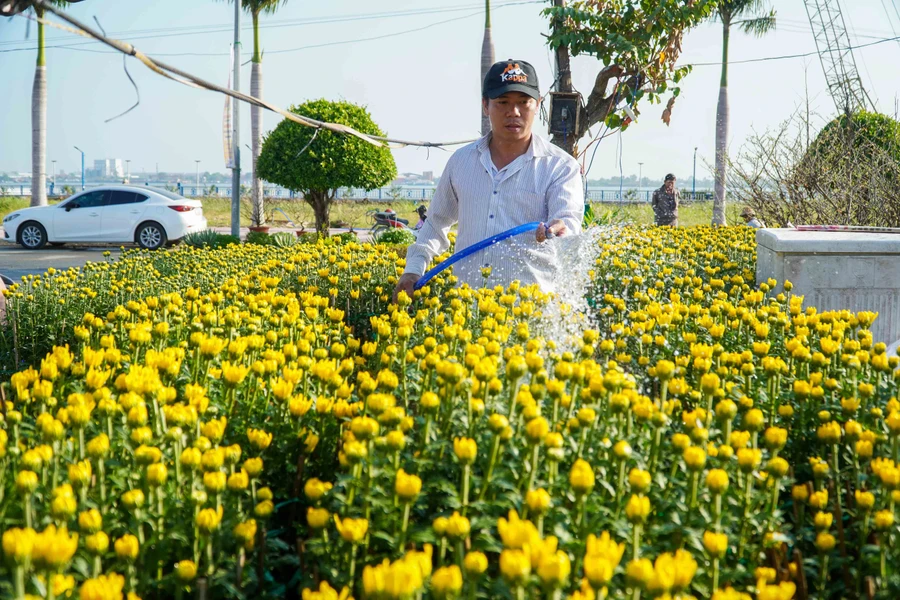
[0,226,898,600]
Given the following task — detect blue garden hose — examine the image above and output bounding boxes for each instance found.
[414,221,544,290]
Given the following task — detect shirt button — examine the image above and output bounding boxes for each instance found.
[493,191,498,195]
[489,214,494,219]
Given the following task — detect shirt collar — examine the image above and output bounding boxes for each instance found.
[477,132,550,161]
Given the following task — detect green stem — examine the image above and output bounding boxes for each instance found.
[461,464,470,514]
[712,557,720,593]
[632,523,642,560]
[690,471,699,509]
[24,493,32,529]
[398,502,411,550]
[14,565,25,600]
[206,537,215,576]
[818,554,829,597]
[477,436,501,502]
[526,445,540,492]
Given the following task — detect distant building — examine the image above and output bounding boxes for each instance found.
[422,171,434,182]
[93,159,124,179]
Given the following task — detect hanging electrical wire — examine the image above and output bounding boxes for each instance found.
[23,0,479,150]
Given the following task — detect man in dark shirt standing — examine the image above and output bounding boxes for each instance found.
[651,173,679,227]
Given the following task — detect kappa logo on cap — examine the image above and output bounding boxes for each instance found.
[500,63,528,83]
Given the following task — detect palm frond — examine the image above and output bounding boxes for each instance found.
[215,0,287,15]
[730,0,770,18]
[736,11,776,37]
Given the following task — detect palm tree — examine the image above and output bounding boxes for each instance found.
[712,0,775,225]
[224,0,287,225]
[480,0,494,136]
[31,2,67,207]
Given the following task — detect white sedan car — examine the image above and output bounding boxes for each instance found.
[3,185,208,250]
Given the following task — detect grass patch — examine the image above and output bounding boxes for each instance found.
[2,196,742,230]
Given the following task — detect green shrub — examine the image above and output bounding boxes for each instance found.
[376,229,416,245]
[270,232,298,248]
[333,232,358,244]
[182,230,239,249]
[245,231,273,246]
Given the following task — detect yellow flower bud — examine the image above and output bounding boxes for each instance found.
[525,488,552,515]
[703,531,728,559]
[114,534,140,561]
[175,559,197,582]
[453,437,478,464]
[569,459,595,496]
[625,495,651,524]
[464,551,488,577]
[306,507,331,530]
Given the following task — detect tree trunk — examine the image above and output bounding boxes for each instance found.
[31,13,47,207]
[250,11,265,226]
[549,0,579,156]
[480,0,494,136]
[307,191,331,237]
[712,18,730,226]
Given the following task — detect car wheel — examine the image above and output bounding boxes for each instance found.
[136,222,167,250]
[19,221,47,250]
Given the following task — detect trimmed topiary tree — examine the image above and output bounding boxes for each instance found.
[806,110,900,168]
[257,99,397,236]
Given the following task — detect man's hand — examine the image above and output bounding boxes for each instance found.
[536,219,567,243]
[392,273,420,304]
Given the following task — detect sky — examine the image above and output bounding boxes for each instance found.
[1,0,900,184]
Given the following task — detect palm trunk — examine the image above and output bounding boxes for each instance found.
[480,0,494,136]
[250,11,265,226]
[712,17,730,226]
[31,11,47,207]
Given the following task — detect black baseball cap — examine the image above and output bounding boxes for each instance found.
[483,59,540,100]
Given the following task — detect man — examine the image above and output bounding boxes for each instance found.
[651,174,679,227]
[393,59,584,301]
[740,206,765,228]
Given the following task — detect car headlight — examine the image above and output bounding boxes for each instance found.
[3,213,20,224]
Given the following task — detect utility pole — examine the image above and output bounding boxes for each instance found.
[195,160,201,193]
[638,162,643,188]
[480,0,494,136]
[231,0,242,238]
[125,159,131,183]
[692,147,698,198]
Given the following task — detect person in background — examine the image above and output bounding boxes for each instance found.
[414,205,427,230]
[651,174,679,227]
[741,206,765,228]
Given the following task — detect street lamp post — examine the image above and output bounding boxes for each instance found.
[51,160,56,183]
[195,160,201,194]
[125,160,131,183]
[692,147,698,198]
[638,161,643,187]
[74,146,85,191]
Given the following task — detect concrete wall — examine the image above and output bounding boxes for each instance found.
[756,228,900,345]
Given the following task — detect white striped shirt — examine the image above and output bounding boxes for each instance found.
[404,133,585,291]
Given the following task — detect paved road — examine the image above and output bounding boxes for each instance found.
[0,244,123,280]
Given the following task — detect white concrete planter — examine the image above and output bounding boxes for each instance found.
[756,228,900,346]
